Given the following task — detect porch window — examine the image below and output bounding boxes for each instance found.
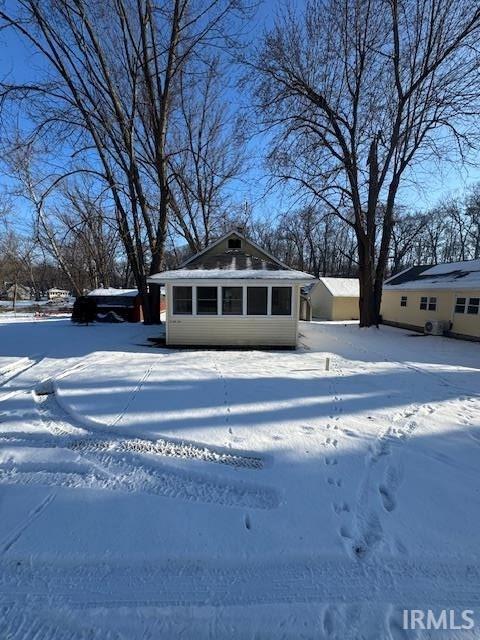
[454,297,466,314]
[420,296,428,310]
[172,286,192,315]
[428,297,437,311]
[272,286,292,315]
[247,287,267,315]
[222,287,243,315]
[467,297,479,314]
[400,296,407,307]
[197,286,218,315]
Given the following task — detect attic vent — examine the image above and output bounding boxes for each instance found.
[228,238,242,249]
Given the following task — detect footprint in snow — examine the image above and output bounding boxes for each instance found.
[353,513,383,559]
[395,538,408,555]
[379,485,396,512]
[387,607,413,640]
[340,525,353,540]
[325,457,338,466]
[323,607,336,637]
[327,477,342,487]
[378,463,403,513]
[333,502,350,514]
[325,437,338,447]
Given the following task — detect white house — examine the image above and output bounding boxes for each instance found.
[47,287,70,300]
[148,230,314,347]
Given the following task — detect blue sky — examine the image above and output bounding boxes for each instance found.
[1,0,480,234]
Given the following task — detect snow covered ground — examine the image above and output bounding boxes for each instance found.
[0,316,479,639]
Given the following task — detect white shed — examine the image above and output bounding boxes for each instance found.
[306,277,360,320]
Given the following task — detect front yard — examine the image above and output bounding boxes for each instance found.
[0,316,479,638]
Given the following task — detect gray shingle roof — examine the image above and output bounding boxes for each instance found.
[187,251,282,272]
[384,260,480,291]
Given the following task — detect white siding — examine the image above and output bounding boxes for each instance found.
[166,282,301,346]
[310,281,333,319]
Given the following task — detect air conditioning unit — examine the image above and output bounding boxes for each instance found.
[424,320,448,336]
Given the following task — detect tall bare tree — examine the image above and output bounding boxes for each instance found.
[0,0,247,322]
[253,0,480,325]
[168,57,246,253]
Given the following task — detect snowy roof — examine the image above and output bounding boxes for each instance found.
[384,259,480,291]
[318,277,360,297]
[87,288,138,297]
[149,248,314,283]
[148,268,314,282]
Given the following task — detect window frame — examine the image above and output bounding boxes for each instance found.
[454,297,466,314]
[227,238,242,249]
[420,296,428,310]
[196,286,219,315]
[170,283,295,318]
[467,297,479,315]
[271,286,292,315]
[428,296,437,311]
[246,285,269,316]
[400,295,408,308]
[172,285,193,315]
[221,286,243,315]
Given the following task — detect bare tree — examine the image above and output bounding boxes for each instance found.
[0,0,247,322]
[389,210,428,274]
[252,0,480,325]
[55,182,121,289]
[168,57,246,253]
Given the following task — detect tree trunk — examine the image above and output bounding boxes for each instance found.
[357,236,379,327]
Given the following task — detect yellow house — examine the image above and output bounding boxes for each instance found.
[303,277,360,320]
[381,260,480,340]
[148,230,315,347]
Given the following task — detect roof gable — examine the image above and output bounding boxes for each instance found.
[180,230,289,269]
[148,229,315,282]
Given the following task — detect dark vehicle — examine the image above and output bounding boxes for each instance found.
[71,296,97,325]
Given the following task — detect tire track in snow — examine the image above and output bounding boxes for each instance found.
[1,557,479,609]
[0,357,39,387]
[0,458,277,510]
[0,606,115,640]
[0,492,56,555]
[109,363,155,428]
[36,390,264,470]
[0,358,94,404]
[0,384,274,509]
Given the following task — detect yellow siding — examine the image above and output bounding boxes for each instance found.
[166,283,300,346]
[310,282,359,320]
[331,297,359,321]
[381,289,480,339]
[451,292,480,338]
